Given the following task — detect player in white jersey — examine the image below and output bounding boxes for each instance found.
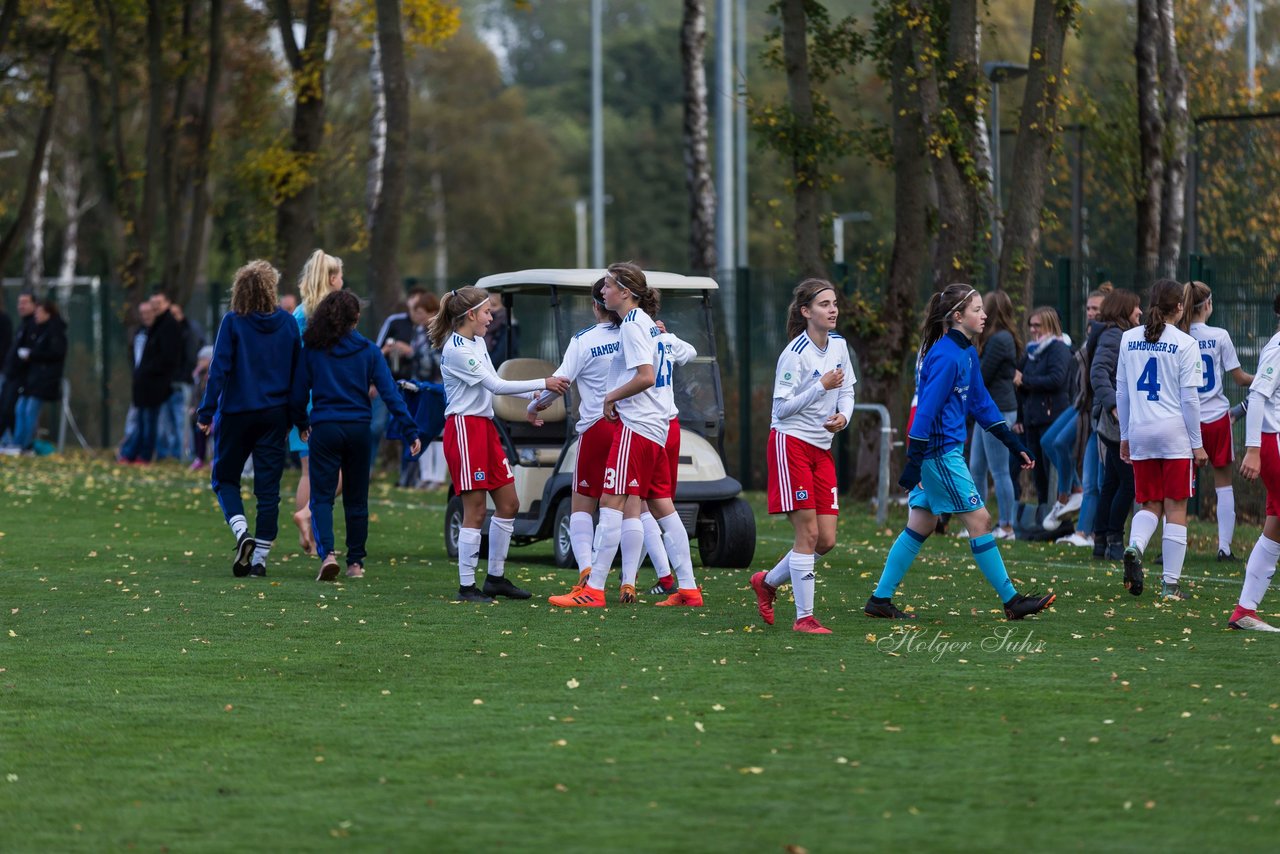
[549,262,703,608]
[1228,291,1280,631]
[749,279,856,634]
[1116,279,1207,600]
[1178,280,1254,561]
[425,286,568,603]
[528,279,621,586]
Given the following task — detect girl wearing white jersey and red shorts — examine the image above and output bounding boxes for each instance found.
[1117,278,1208,600]
[750,279,856,634]
[1178,280,1253,561]
[429,286,569,603]
[549,262,703,608]
[1228,291,1280,631]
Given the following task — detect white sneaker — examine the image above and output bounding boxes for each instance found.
[1060,492,1083,515]
[1056,531,1093,547]
[992,527,1014,540]
[1229,615,1280,632]
[1042,502,1066,530]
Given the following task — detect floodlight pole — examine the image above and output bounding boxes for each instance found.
[715,0,735,287]
[983,61,1029,289]
[734,0,748,271]
[590,0,604,267]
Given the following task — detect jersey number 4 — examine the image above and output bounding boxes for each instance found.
[1136,357,1161,401]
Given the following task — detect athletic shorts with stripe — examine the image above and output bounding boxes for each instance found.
[1262,433,1280,518]
[665,418,682,494]
[573,419,619,498]
[604,424,673,499]
[767,429,838,515]
[1132,457,1194,504]
[907,446,984,515]
[1200,413,1234,468]
[444,414,514,496]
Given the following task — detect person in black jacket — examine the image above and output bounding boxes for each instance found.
[120,288,184,463]
[12,298,68,451]
[1090,289,1143,560]
[0,292,36,443]
[967,290,1022,538]
[1014,306,1072,508]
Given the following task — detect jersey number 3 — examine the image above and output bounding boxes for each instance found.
[1136,357,1161,401]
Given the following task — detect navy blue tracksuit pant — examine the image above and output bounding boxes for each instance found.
[308,420,373,565]
[211,405,289,542]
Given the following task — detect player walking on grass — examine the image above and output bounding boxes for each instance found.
[1178,280,1253,562]
[1116,278,1207,601]
[431,286,570,602]
[864,284,1054,622]
[1228,292,1280,631]
[749,279,855,634]
[548,263,703,608]
[196,261,308,578]
[294,291,421,581]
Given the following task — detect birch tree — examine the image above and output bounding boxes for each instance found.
[680,0,716,274]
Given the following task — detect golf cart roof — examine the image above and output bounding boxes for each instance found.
[475,268,719,293]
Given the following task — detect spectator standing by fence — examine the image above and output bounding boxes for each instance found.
[967,291,1021,540]
[1015,307,1072,512]
[120,289,184,464]
[408,292,447,490]
[0,291,35,445]
[10,297,67,452]
[1056,287,1113,547]
[1090,289,1143,561]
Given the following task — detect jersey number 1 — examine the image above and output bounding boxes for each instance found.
[1136,357,1161,401]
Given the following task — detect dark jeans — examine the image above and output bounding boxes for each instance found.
[1097,437,1136,544]
[1024,423,1051,506]
[210,406,289,542]
[309,420,373,565]
[120,406,160,462]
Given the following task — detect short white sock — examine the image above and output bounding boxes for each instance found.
[569,512,594,573]
[252,539,271,566]
[1129,509,1159,553]
[789,551,816,620]
[764,552,792,588]
[588,508,623,589]
[486,516,515,578]
[1240,535,1280,611]
[1216,486,1235,554]
[1161,522,1188,584]
[658,512,696,589]
[228,514,248,539]
[619,518,645,587]
[458,527,482,588]
[641,511,672,579]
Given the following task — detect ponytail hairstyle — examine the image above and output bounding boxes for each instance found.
[1028,305,1063,339]
[303,290,360,351]
[590,277,623,327]
[785,278,839,340]
[1144,278,1184,343]
[1177,280,1212,332]
[978,289,1022,357]
[428,285,490,349]
[606,261,657,317]
[918,283,980,360]
[297,249,343,319]
[230,260,280,315]
[1098,288,1141,331]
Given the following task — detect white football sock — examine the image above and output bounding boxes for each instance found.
[252,539,271,566]
[569,511,594,573]
[641,511,672,579]
[588,508,623,589]
[764,551,792,588]
[458,527,481,588]
[1240,535,1280,611]
[1216,486,1235,554]
[228,514,248,539]
[1128,509,1159,553]
[658,512,696,589]
[619,518,645,587]
[789,551,816,620]
[486,516,515,578]
[1161,522,1187,584]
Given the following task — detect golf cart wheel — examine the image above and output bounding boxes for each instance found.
[444,495,488,559]
[697,498,756,568]
[552,495,575,568]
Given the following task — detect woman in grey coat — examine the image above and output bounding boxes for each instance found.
[1090,289,1143,561]
[968,291,1022,538]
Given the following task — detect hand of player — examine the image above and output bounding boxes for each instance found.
[1241,447,1261,480]
[197,421,211,436]
[1193,447,1209,467]
[1013,369,1023,387]
[897,460,922,492]
[1120,440,1131,464]
[545,375,570,395]
[655,320,667,333]
[525,405,544,427]
[397,380,418,394]
[299,428,310,443]
[603,397,619,422]
[409,438,422,457]
[820,368,844,391]
[1012,422,1023,434]
[1018,451,1034,470]
[823,413,847,433]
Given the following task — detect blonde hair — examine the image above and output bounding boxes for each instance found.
[428,286,490,349]
[297,249,343,319]
[1029,306,1063,338]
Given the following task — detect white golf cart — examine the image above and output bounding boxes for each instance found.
[442,268,756,569]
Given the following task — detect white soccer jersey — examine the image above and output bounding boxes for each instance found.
[770,331,857,450]
[1116,324,1201,460]
[1189,322,1241,422]
[655,332,697,420]
[606,307,669,446]
[553,322,620,434]
[1248,331,1280,441]
[438,332,548,418]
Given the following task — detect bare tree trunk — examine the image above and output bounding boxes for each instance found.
[163,0,197,298]
[0,45,63,274]
[1157,0,1187,277]
[178,0,223,306]
[681,0,716,274]
[366,36,386,232]
[23,142,52,291]
[997,0,1076,307]
[54,147,92,286]
[140,0,168,290]
[91,0,140,300]
[368,0,408,318]
[0,0,18,59]
[431,166,447,290]
[1135,0,1163,278]
[779,0,824,278]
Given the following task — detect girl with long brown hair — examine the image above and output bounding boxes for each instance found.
[967,290,1021,539]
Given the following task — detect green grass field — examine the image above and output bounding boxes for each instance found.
[2,455,1278,852]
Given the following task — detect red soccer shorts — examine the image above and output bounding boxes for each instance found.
[767,429,838,516]
[1200,413,1234,469]
[573,418,619,498]
[665,418,682,493]
[444,414,514,495]
[604,425,673,500]
[1262,433,1280,518]
[1132,457,1195,504]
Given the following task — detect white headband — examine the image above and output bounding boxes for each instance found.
[949,288,977,316]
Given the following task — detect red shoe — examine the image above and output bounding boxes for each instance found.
[750,571,777,626]
[793,615,831,634]
[654,587,703,607]
[619,583,637,604]
[548,585,606,608]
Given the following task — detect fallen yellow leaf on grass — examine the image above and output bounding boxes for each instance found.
[566,678,579,689]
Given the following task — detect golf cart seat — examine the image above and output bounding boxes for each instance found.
[493,358,566,457]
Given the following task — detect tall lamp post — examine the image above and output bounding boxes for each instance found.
[983,60,1028,289]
